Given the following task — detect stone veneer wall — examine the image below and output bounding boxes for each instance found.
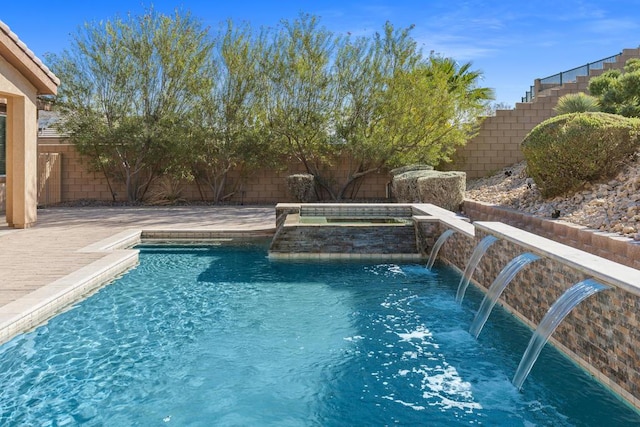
[270,221,417,255]
[271,204,419,256]
[425,221,640,409]
[464,199,640,270]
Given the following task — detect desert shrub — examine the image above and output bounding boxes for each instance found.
[286,174,315,202]
[553,92,599,114]
[145,176,186,205]
[521,112,640,197]
[588,59,640,117]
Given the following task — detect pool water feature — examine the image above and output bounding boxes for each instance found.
[0,243,638,426]
[469,252,541,339]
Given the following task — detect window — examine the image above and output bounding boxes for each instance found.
[0,114,5,175]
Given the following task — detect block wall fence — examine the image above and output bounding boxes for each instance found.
[3,47,640,211]
[448,48,640,178]
[35,140,391,204]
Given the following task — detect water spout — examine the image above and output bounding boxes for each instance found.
[456,235,499,303]
[512,279,610,390]
[469,253,540,339]
[426,229,456,269]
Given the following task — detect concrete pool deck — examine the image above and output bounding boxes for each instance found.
[0,206,276,343]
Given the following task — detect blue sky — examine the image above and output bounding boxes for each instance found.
[2,1,639,105]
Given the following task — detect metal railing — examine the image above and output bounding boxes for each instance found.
[521,53,621,102]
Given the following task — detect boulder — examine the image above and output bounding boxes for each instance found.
[391,170,427,203]
[392,169,466,211]
[389,164,433,178]
[286,173,315,202]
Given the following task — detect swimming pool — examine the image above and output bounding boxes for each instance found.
[0,242,637,425]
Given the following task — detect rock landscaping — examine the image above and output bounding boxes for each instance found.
[465,155,640,240]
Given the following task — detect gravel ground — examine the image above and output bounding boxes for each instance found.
[465,155,640,240]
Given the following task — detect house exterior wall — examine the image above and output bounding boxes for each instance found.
[0,20,58,226]
[0,176,5,213]
[0,54,39,227]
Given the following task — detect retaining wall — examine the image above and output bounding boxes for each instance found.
[430,219,640,409]
[464,199,640,270]
[448,48,640,178]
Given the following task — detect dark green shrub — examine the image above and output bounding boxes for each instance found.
[521,112,640,197]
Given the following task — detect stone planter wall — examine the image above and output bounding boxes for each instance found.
[464,199,640,270]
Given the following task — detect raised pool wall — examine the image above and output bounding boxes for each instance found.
[427,214,640,410]
[271,204,422,259]
[272,202,640,409]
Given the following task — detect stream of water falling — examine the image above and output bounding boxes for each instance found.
[512,278,610,390]
[469,252,541,338]
[455,235,499,303]
[427,229,456,269]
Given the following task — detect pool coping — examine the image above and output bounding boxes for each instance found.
[0,228,275,346]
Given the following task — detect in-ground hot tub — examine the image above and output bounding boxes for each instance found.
[270,203,432,259]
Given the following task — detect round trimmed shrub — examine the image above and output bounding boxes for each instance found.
[521,112,640,197]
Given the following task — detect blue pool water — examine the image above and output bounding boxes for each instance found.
[0,242,638,426]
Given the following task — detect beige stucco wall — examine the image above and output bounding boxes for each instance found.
[0,54,40,227]
[0,177,5,213]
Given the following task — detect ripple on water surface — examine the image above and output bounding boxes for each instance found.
[0,245,638,426]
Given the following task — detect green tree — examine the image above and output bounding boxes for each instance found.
[49,8,215,201]
[374,55,491,168]
[589,59,640,117]
[265,18,493,200]
[261,13,339,199]
[332,28,492,199]
[190,20,272,202]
